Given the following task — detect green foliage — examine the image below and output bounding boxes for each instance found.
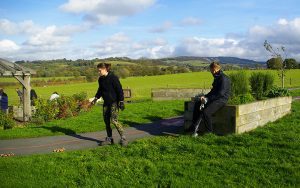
[32,92,90,123]
[284,58,298,69]
[266,57,282,69]
[250,72,274,100]
[267,87,290,98]
[72,92,87,103]
[228,93,255,105]
[33,98,59,123]
[263,72,274,93]
[0,112,16,130]
[56,96,78,119]
[0,101,299,187]
[229,71,250,97]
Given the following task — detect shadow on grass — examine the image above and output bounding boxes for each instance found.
[38,126,100,144]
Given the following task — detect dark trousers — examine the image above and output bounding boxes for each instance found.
[103,102,124,138]
[193,100,225,133]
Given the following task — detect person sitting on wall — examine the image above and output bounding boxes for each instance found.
[192,61,231,135]
[0,88,8,114]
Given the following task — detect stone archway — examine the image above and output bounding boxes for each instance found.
[0,58,36,121]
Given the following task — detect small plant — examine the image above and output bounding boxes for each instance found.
[228,93,255,105]
[267,87,290,98]
[0,112,16,130]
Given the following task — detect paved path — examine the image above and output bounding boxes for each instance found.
[0,117,184,156]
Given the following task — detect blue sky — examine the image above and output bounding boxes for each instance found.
[0,0,299,61]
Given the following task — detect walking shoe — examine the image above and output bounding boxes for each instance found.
[100,137,114,146]
[120,138,128,147]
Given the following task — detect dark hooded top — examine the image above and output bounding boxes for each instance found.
[205,70,231,103]
[95,72,124,105]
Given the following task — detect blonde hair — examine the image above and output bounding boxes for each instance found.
[209,61,221,71]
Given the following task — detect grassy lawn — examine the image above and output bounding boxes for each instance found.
[2,69,300,105]
[0,101,299,187]
[0,100,184,139]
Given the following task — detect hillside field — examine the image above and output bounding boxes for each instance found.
[1,69,300,105]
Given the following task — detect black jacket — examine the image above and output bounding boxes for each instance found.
[205,70,231,103]
[95,72,124,105]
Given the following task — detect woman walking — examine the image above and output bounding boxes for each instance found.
[92,63,127,146]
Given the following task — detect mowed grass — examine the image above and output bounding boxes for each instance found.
[2,69,300,105]
[0,100,184,139]
[0,101,299,187]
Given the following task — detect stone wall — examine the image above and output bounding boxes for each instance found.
[152,88,210,101]
[184,96,292,135]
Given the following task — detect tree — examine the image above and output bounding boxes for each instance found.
[284,58,298,69]
[266,57,282,69]
[264,40,287,88]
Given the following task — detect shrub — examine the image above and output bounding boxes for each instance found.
[72,92,87,103]
[33,98,59,122]
[32,92,92,124]
[0,112,16,130]
[250,72,264,99]
[228,93,255,105]
[267,87,290,98]
[263,73,274,94]
[56,96,78,119]
[229,71,250,97]
[250,72,274,100]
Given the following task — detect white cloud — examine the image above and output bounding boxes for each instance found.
[60,0,156,25]
[0,39,20,52]
[174,17,300,61]
[180,17,202,26]
[149,21,172,33]
[174,37,245,57]
[90,33,172,59]
[0,19,40,35]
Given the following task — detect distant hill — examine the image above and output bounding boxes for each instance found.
[160,56,264,67]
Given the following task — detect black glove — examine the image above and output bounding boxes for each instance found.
[119,101,125,111]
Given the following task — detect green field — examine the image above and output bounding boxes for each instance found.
[1,101,299,187]
[1,69,300,105]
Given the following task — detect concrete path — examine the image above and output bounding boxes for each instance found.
[0,116,184,156]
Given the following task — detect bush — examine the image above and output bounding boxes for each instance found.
[263,73,274,94]
[72,92,87,103]
[33,98,59,122]
[250,72,274,100]
[228,93,255,105]
[0,112,16,130]
[229,71,250,97]
[32,92,92,124]
[56,96,78,118]
[267,87,290,98]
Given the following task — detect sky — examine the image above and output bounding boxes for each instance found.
[0,0,300,61]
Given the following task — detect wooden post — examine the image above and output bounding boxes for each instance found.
[23,75,31,121]
[15,73,31,121]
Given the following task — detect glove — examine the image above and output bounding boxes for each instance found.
[91,98,98,105]
[119,101,125,111]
